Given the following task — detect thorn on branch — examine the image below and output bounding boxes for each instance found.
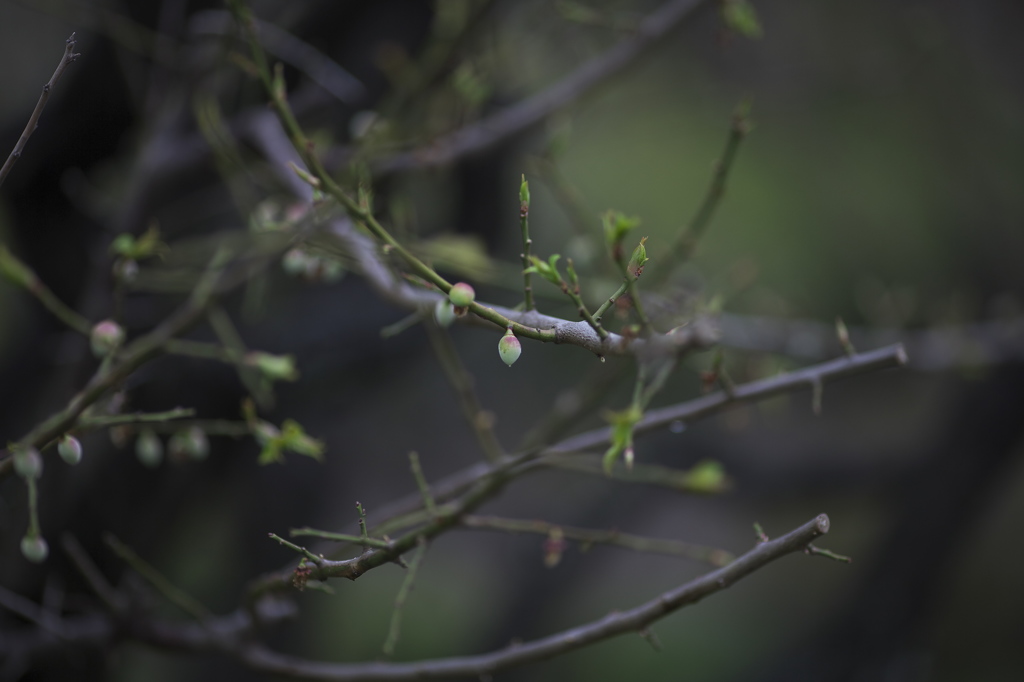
[805,544,853,563]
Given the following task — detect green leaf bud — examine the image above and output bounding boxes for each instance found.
[246,351,299,382]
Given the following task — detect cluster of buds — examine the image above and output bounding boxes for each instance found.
[282,247,345,282]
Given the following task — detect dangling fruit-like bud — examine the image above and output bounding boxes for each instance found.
[21,535,49,563]
[13,447,43,480]
[448,282,475,308]
[58,435,83,465]
[136,429,164,468]
[434,299,456,327]
[498,327,521,367]
[90,320,125,358]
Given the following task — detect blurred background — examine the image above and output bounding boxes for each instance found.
[1,1,1023,680]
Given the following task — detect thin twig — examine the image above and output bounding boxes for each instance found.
[104,533,212,622]
[461,515,733,566]
[0,33,81,188]
[382,537,428,657]
[423,322,504,463]
[0,247,92,335]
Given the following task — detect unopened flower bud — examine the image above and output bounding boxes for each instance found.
[90,320,125,358]
[21,535,49,563]
[434,299,456,327]
[282,248,311,276]
[498,328,521,367]
[13,447,43,480]
[135,429,163,468]
[170,426,209,461]
[58,435,83,465]
[448,282,475,308]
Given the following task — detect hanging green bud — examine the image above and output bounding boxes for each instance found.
[498,327,522,367]
[434,299,457,327]
[135,429,164,468]
[58,435,83,465]
[13,447,43,480]
[448,282,476,308]
[90,320,125,358]
[20,535,49,563]
[627,237,649,278]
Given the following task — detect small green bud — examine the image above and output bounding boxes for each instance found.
[170,426,209,461]
[90,320,125,358]
[282,248,311,276]
[498,328,521,367]
[58,435,83,465]
[246,351,299,382]
[434,299,456,327]
[449,282,475,308]
[13,447,43,480]
[20,535,49,563]
[682,460,728,493]
[135,429,163,468]
[519,175,530,214]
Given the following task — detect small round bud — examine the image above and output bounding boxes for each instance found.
[498,328,522,367]
[21,535,49,563]
[434,299,456,327]
[170,426,209,461]
[448,282,475,308]
[282,248,311,276]
[135,429,164,468]
[58,435,83,465]
[90,320,125,358]
[13,447,43,480]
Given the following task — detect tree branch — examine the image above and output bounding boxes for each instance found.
[327,0,715,175]
[231,515,830,680]
[0,33,81,188]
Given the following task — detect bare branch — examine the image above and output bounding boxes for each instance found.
[327,0,715,175]
[0,33,81,188]
[231,515,830,680]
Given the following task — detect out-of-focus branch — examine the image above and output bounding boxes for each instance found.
[717,312,1024,370]
[230,515,830,680]
[0,33,81,188]
[461,514,733,566]
[326,0,714,175]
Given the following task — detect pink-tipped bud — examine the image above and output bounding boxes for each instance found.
[448,282,475,308]
[58,435,83,465]
[13,447,43,480]
[90,320,125,358]
[498,328,521,367]
[135,429,164,468]
[20,535,49,563]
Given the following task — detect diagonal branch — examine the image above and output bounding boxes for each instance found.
[329,0,715,176]
[0,33,81,188]
[231,515,831,680]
